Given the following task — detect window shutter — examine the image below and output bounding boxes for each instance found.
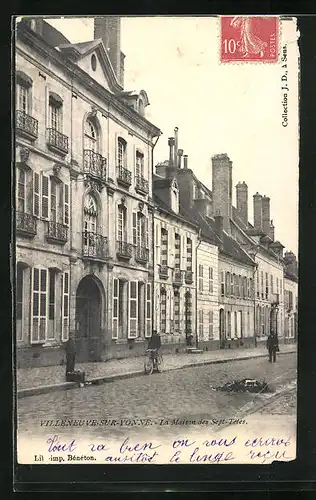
[63,183,70,226]
[145,282,152,337]
[31,268,48,343]
[112,278,119,339]
[41,174,50,219]
[61,271,69,341]
[115,132,119,168]
[33,172,40,217]
[132,212,137,246]
[145,217,149,248]
[128,281,138,338]
[133,144,136,179]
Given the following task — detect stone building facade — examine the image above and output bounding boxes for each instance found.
[15,17,161,368]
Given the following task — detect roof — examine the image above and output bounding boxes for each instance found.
[153,175,174,189]
[153,194,199,230]
[284,269,298,283]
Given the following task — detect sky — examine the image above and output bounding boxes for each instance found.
[45,16,299,255]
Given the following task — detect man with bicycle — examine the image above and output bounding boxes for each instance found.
[148,329,161,366]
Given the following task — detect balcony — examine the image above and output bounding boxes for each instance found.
[82,232,108,262]
[135,175,149,195]
[83,150,107,181]
[16,211,37,237]
[47,128,69,155]
[117,165,132,188]
[16,110,38,141]
[135,245,149,264]
[173,269,183,286]
[184,270,194,284]
[159,265,169,280]
[116,240,133,260]
[46,221,68,244]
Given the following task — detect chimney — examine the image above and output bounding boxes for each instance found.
[269,220,275,240]
[174,127,179,168]
[214,213,224,248]
[94,17,123,86]
[284,251,298,276]
[168,137,175,168]
[253,192,263,231]
[236,181,248,224]
[177,149,183,169]
[262,196,271,235]
[212,153,232,234]
[183,155,188,169]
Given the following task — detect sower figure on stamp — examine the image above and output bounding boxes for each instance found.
[65,332,76,377]
[266,332,279,363]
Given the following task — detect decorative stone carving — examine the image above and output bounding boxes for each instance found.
[138,201,144,212]
[91,107,98,118]
[20,147,30,164]
[84,176,103,193]
[53,163,62,177]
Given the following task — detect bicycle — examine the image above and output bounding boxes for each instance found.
[144,348,163,375]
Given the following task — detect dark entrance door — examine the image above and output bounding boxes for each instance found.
[75,276,102,362]
[219,309,225,348]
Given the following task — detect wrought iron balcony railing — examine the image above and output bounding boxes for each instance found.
[135,245,149,263]
[173,269,183,286]
[46,221,68,244]
[116,240,133,260]
[117,165,132,187]
[16,110,38,140]
[135,175,149,195]
[83,150,107,181]
[184,270,193,284]
[16,211,37,237]
[159,265,169,279]
[47,128,69,155]
[82,232,108,261]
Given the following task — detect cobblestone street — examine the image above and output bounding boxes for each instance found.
[18,353,296,443]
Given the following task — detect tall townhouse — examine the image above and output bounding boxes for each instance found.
[15,17,161,368]
[283,251,298,343]
[152,167,199,352]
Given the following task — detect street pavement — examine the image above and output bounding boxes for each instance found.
[17,344,296,396]
[18,352,297,442]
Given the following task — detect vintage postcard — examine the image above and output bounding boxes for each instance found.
[14,15,299,467]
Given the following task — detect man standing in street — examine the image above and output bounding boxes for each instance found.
[148,330,161,364]
[266,332,279,363]
[65,332,76,378]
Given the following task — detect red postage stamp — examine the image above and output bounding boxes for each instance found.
[220,16,279,63]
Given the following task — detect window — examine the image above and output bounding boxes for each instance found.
[49,99,62,132]
[161,228,168,266]
[48,269,56,320]
[135,151,144,178]
[265,272,269,300]
[128,281,138,338]
[198,265,204,293]
[270,275,274,294]
[17,83,29,114]
[174,233,181,269]
[61,271,69,341]
[118,137,126,168]
[91,53,97,71]
[234,311,238,338]
[145,283,152,337]
[225,272,230,296]
[186,238,192,272]
[198,310,204,340]
[221,271,225,297]
[239,276,242,298]
[133,212,148,249]
[117,205,126,242]
[276,277,279,295]
[84,194,98,253]
[17,169,26,213]
[231,274,235,297]
[243,277,247,298]
[112,278,119,339]
[226,311,231,339]
[233,274,238,297]
[256,271,260,298]
[84,119,98,152]
[261,271,264,299]
[174,290,180,333]
[32,172,69,224]
[208,311,214,339]
[208,267,213,294]
[160,288,167,333]
[31,268,48,343]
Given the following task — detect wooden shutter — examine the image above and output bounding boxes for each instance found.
[41,174,50,219]
[145,217,149,248]
[112,278,119,339]
[33,172,40,217]
[145,282,152,337]
[128,281,138,338]
[31,268,47,343]
[132,212,137,246]
[61,271,69,341]
[63,183,70,226]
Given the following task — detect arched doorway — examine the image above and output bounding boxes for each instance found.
[75,275,103,362]
[219,309,225,348]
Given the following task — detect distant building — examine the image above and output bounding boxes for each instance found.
[15,17,161,368]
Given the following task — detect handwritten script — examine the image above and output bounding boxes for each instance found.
[31,435,295,464]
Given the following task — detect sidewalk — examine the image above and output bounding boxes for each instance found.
[16,344,297,398]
